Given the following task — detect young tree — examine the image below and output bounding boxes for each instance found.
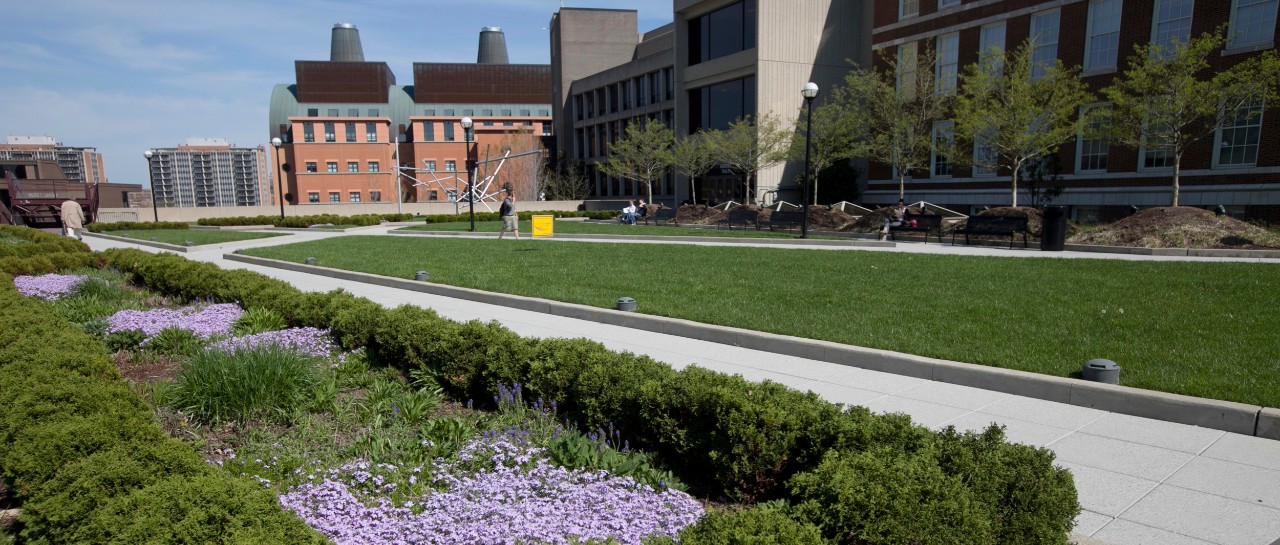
[1103,29,1280,206]
[788,100,858,205]
[953,40,1093,208]
[598,118,674,206]
[669,131,720,206]
[841,45,951,200]
[708,113,791,204]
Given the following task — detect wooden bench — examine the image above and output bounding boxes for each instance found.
[717,209,759,230]
[764,210,804,231]
[888,213,943,243]
[951,215,1029,248]
[641,207,678,226]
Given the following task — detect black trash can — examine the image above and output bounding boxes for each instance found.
[1041,206,1067,251]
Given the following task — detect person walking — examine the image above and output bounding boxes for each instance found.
[498,188,519,240]
[60,199,85,240]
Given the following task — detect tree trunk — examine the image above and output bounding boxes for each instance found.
[812,169,820,206]
[645,179,654,208]
[1172,152,1182,207]
[897,172,906,200]
[690,175,698,206]
[1010,161,1021,209]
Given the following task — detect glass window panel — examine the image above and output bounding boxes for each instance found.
[932,121,954,177]
[1230,0,1279,47]
[1216,99,1264,166]
[1030,10,1060,80]
[1153,0,1194,52]
[1085,0,1122,71]
[345,121,356,142]
[1078,104,1111,172]
[936,33,959,93]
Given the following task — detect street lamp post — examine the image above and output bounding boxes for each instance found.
[270,137,286,220]
[800,82,819,239]
[460,116,477,232]
[143,150,158,223]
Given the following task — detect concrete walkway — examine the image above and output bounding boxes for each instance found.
[84,228,1280,545]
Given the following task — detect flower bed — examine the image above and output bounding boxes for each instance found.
[107,302,242,341]
[14,273,88,300]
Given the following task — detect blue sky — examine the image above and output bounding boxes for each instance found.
[3,0,672,187]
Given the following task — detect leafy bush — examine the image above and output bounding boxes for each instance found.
[233,307,287,335]
[165,345,325,424]
[82,473,328,544]
[87,221,189,233]
[105,329,146,352]
[195,213,411,227]
[789,448,992,545]
[19,439,209,543]
[659,504,827,545]
[547,428,684,491]
[420,210,616,223]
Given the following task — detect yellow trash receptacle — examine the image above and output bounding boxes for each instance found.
[531,215,554,238]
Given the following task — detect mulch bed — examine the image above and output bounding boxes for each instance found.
[1068,206,1280,249]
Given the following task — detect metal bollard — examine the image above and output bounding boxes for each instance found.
[415,271,429,281]
[616,297,636,312]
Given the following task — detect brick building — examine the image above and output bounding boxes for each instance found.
[268,24,552,208]
[869,0,1280,222]
[0,136,107,185]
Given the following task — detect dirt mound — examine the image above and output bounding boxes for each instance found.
[845,205,929,233]
[948,206,1045,236]
[683,204,859,230]
[674,204,719,224]
[1068,206,1280,249]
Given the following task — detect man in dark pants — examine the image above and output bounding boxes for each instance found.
[498,188,519,240]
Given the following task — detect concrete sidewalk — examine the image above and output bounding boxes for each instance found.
[83,230,1280,545]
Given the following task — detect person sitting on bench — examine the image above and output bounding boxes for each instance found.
[620,200,639,225]
[881,199,907,241]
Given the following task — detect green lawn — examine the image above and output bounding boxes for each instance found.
[241,236,1280,407]
[402,219,852,239]
[110,229,289,246]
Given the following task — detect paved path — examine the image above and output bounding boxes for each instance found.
[84,228,1280,545]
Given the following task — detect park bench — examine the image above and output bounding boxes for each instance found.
[717,209,759,230]
[641,207,678,226]
[951,215,1029,249]
[888,213,943,243]
[764,210,805,231]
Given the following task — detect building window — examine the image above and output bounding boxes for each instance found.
[1141,118,1174,169]
[423,121,435,142]
[368,161,380,172]
[1077,104,1111,172]
[688,0,757,66]
[370,191,382,202]
[327,162,338,173]
[365,122,377,142]
[368,109,379,117]
[1084,0,1122,72]
[939,0,959,8]
[979,22,1007,75]
[1030,10,1060,80]
[664,67,674,100]
[650,71,662,104]
[503,121,514,126]
[1152,0,1194,52]
[896,41,918,96]
[482,109,493,116]
[900,0,919,18]
[308,192,320,203]
[636,76,647,107]
[445,160,457,172]
[936,33,959,93]
[307,108,319,117]
[347,161,359,172]
[1216,98,1264,166]
[483,121,494,126]
[329,192,340,203]
[542,123,552,137]
[688,76,756,132]
[1230,0,1278,48]
[327,108,339,117]
[348,108,359,116]
[428,190,439,201]
[349,192,361,203]
[425,160,437,171]
[520,109,530,116]
[932,121,954,177]
[305,161,317,173]
[444,122,456,142]
[324,122,336,142]
[303,122,315,142]
[972,129,997,176]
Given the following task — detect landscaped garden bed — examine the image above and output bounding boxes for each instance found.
[0,225,1081,544]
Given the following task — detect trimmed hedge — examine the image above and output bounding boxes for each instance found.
[0,269,326,544]
[102,248,1081,544]
[420,209,618,223]
[195,213,413,228]
[86,221,189,233]
[0,225,99,276]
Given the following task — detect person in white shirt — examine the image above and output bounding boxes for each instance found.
[620,200,639,225]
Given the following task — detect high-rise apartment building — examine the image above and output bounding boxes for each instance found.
[0,136,108,185]
[143,138,270,207]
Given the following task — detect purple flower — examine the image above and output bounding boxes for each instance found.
[14,274,89,300]
[208,327,337,358]
[107,302,242,342]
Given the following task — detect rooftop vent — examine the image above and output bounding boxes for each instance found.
[477,26,509,64]
[330,23,365,62]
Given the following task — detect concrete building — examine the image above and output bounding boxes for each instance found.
[0,136,107,185]
[269,24,552,208]
[869,0,1280,222]
[553,1,872,205]
[143,138,270,207]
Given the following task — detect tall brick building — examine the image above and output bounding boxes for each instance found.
[868,0,1280,221]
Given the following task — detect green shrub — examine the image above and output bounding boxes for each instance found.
[147,326,205,357]
[87,221,188,233]
[547,428,684,491]
[165,345,325,424]
[105,329,146,352]
[789,448,992,545]
[660,504,827,545]
[82,473,328,544]
[366,304,449,370]
[233,307,287,335]
[934,425,1079,545]
[20,439,210,543]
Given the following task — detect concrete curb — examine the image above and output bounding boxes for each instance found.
[224,252,1270,438]
[87,232,295,253]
